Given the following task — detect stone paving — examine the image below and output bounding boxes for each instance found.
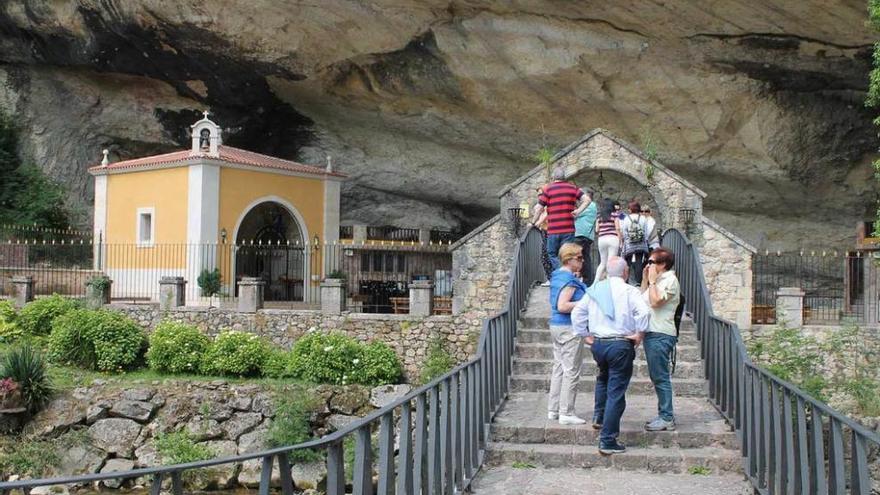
[472,285,750,491]
[470,466,752,494]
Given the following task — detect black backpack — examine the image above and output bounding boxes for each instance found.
[671,293,685,374]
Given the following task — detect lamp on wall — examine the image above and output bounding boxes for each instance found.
[220,228,227,243]
[313,235,320,251]
[507,207,524,237]
[678,208,696,236]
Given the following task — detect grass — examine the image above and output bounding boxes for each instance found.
[512,461,537,469]
[688,465,712,476]
[0,428,89,479]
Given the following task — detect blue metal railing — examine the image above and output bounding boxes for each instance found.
[663,229,880,495]
[0,229,543,494]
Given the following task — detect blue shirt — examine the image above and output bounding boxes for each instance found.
[574,201,598,241]
[549,268,587,326]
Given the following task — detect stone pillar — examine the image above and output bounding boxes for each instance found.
[320,279,347,314]
[419,228,431,245]
[353,225,368,244]
[776,287,805,328]
[85,276,112,309]
[409,280,434,316]
[237,277,265,313]
[11,276,34,309]
[864,257,879,327]
[159,276,187,310]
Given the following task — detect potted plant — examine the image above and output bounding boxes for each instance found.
[0,378,21,411]
[197,268,222,307]
[85,275,112,308]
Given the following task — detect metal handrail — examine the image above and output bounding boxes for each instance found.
[662,229,880,494]
[1,228,543,494]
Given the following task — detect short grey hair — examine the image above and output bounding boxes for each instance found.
[551,167,565,180]
[606,256,627,278]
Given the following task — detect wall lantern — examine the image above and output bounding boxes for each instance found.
[220,228,227,243]
[313,235,320,251]
[507,207,524,237]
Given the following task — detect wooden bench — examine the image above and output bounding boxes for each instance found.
[752,305,776,324]
[433,296,452,315]
[390,297,410,314]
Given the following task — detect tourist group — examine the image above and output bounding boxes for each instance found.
[528,167,682,455]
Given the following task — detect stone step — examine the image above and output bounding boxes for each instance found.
[491,393,735,449]
[512,358,704,379]
[484,442,741,474]
[516,328,699,345]
[519,316,697,333]
[509,375,708,397]
[514,343,703,362]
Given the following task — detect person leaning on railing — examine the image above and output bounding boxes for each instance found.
[639,248,681,432]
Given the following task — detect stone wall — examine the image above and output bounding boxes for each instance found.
[111,305,476,381]
[451,215,515,319]
[699,217,756,329]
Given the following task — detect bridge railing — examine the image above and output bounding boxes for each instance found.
[0,229,542,495]
[663,228,880,495]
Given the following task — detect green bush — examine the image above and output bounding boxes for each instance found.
[200,330,269,377]
[0,438,59,479]
[197,268,222,298]
[147,321,211,374]
[0,300,16,325]
[289,333,362,385]
[355,341,402,386]
[154,431,214,464]
[262,349,296,379]
[266,394,322,462]
[419,338,456,385]
[1,345,52,413]
[17,295,78,336]
[48,309,145,371]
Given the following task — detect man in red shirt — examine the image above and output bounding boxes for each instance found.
[530,168,589,271]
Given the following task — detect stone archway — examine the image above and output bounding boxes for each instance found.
[500,129,705,238]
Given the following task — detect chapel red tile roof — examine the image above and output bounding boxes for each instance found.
[88,145,346,178]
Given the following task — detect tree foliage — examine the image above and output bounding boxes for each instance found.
[867,1,880,235]
[0,108,71,228]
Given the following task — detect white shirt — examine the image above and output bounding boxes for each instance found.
[571,277,652,338]
[645,216,660,249]
[643,270,680,336]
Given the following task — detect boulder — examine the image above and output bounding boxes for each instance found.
[110,400,157,422]
[152,396,196,433]
[52,443,106,476]
[184,417,223,441]
[202,400,234,422]
[237,426,269,454]
[329,386,370,415]
[222,412,263,440]
[100,459,135,489]
[122,388,155,402]
[327,414,360,431]
[198,440,239,488]
[251,393,274,417]
[238,458,280,488]
[134,442,161,467]
[85,405,108,425]
[229,396,252,411]
[292,461,327,491]
[30,486,69,495]
[29,399,86,437]
[88,418,142,457]
[369,384,412,409]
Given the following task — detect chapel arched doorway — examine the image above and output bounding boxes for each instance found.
[234,201,307,302]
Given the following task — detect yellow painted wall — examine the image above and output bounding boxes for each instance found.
[104,167,189,268]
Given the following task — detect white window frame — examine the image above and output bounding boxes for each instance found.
[136,207,155,247]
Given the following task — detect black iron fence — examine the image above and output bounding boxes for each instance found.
[0,225,543,495]
[665,229,880,494]
[0,239,453,313]
[752,251,877,325]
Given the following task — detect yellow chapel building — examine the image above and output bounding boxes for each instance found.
[89,113,344,302]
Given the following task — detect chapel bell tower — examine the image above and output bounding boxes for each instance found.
[190,110,222,157]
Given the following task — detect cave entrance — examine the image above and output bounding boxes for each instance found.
[234,201,308,303]
[568,168,664,230]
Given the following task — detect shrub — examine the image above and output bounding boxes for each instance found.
[354,341,402,386]
[0,345,52,413]
[0,438,59,479]
[154,431,214,464]
[48,309,145,371]
[262,349,296,379]
[17,295,78,336]
[200,330,269,377]
[289,333,363,385]
[0,300,16,325]
[419,338,456,385]
[266,394,322,462]
[197,268,222,298]
[147,321,211,374]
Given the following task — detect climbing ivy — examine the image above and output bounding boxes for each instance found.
[867,1,880,235]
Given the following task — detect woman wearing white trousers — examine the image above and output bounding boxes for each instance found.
[594,200,622,281]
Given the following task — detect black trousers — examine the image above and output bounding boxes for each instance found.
[626,251,647,286]
[574,236,594,286]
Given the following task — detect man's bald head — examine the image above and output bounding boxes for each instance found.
[606,256,628,279]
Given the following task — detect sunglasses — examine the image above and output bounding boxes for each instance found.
[646,259,656,265]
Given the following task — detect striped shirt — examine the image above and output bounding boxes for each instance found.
[538,182,583,235]
[597,218,618,238]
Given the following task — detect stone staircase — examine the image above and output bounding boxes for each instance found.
[483,285,742,474]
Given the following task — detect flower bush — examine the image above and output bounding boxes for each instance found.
[146,321,211,374]
[289,332,402,386]
[200,330,269,377]
[48,309,145,371]
[262,349,296,379]
[17,295,78,337]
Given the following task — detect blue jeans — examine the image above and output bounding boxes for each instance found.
[591,339,635,446]
[644,332,677,421]
[546,233,575,271]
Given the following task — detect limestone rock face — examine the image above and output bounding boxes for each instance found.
[0,1,876,248]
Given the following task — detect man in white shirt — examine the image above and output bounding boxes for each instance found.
[642,207,660,251]
[571,256,651,455]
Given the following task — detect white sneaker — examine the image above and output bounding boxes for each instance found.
[558,414,587,425]
[547,411,559,420]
